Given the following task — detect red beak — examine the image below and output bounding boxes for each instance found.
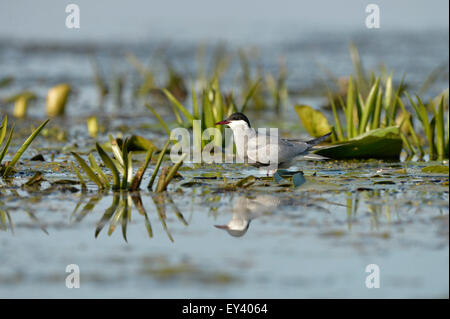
[214,225,229,230]
[215,120,230,125]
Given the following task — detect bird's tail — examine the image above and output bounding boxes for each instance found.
[306,132,332,146]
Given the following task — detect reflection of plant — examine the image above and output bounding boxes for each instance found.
[71,192,188,242]
[0,200,48,234]
[0,115,49,178]
[0,203,13,233]
[71,137,186,191]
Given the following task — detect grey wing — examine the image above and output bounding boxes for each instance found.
[280,138,311,156]
[247,138,307,165]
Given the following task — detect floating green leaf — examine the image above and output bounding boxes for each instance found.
[294,105,332,138]
[315,126,402,160]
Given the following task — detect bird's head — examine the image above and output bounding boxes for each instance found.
[215,112,251,130]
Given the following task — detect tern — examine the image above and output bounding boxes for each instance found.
[215,112,331,174]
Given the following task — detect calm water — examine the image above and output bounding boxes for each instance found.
[0,1,449,298]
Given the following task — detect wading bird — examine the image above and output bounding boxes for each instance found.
[216,112,331,175]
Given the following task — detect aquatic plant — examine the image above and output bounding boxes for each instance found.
[0,115,50,177]
[403,93,449,160]
[86,116,99,138]
[71,137,185,191]
[146,75,263,150]
[296,73,449,160]
[46,83,71,117]
[2,91,37,119]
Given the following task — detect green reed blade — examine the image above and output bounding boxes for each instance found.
[240,77,261,113]
[70,160,87,191]
[383,73,393,112]
[356,92,364,128]
[71,152,105,189]
[370,90,383,130]
[446,105,449,157]
[158,153,186,192]
[0,115,7,147]
[145,103,170,136]
[192,84,199,119]
[327,89,344,141]
[130,148,153,191]
[202,89,215,129]
[121,138,129,189]
[397,97,424,157]
[88,153,110,189]
[162,88,194,123]
[3,119,49,177]
[0,124,14,164]
[346,74,355,138]
[412,94,435,159]
[109,135,125,169]
[96,143,121,190]
[435,96,445,158]
[359,78,380,134]
[127,151,133,186]
[148,138,171,191]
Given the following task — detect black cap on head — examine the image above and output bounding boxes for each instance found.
[226,112,251,127]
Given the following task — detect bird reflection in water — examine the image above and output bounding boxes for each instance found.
[215,194,333,237]
[214,195,284,237]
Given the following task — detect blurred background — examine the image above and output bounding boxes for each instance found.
[0,0,448,118]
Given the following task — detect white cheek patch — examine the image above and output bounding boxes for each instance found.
[228,120,249,130]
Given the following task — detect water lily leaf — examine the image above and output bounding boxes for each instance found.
[315,126,402,160]
[294,104,332,137]
[292,172,306,187]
